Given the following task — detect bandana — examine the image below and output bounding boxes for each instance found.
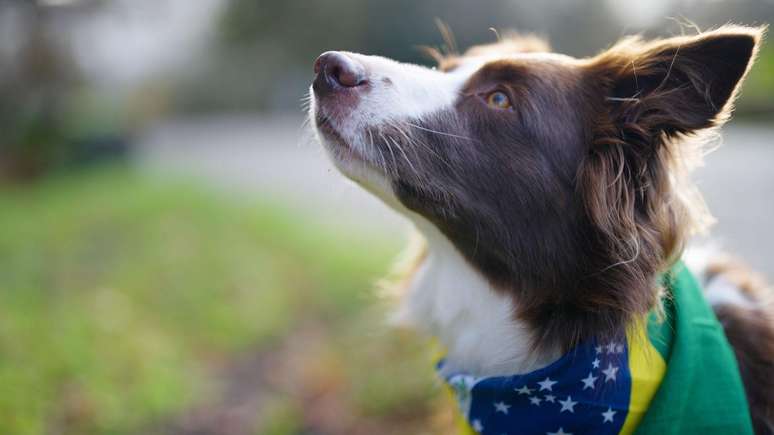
[438,262,753,435]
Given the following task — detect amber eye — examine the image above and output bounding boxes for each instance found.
[486,91,512,110]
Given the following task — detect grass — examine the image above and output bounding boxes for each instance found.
[739,42,774,119]
[0,167,452,435]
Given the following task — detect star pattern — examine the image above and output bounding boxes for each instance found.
[558,396,578,413]
[603,363,619,382]
[581,372,598,390]
[494,401,511,414]
[538,377,557,391]
[602,407,617,423]
[439,338,634,435]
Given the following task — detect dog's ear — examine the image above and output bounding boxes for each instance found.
[571,27,763,341]
[590,26,764,137]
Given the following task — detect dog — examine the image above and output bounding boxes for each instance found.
[308,25,773,434]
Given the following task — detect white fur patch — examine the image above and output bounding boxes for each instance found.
[704,275,757,309]
[397,214,561,377]
[684,244,757,309]
[310,53,480,191]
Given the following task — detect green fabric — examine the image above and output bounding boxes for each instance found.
[636,262,753,434]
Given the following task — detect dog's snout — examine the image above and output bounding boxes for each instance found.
[313,51,366,96]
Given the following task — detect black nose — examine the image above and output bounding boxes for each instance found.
[313,51,366,96]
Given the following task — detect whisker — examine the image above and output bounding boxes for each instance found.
[404,122,475,141]
[388,136,421,180]
[378,131,399,177]
[386,121,430,164]
[368,130,389,176]
[387,120,457,171]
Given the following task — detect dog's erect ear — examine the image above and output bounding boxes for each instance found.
[571,28,763,343]
[590,26,764,136]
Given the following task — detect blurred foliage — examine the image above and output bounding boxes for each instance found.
[175,0,367,112]
[0,2,130,182]
[0,4,79,180]
[173,0,774,119]
[740,41,774,118]
[0,167,453,435]
[3,0,771,144]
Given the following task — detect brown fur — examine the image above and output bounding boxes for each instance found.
[579,32,772,432]
[394,26,773,432]
[706,257,774,434]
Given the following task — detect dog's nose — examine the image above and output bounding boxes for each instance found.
[313,51,366,96]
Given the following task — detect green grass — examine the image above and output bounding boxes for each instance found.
[739,42,774,118]
[0,167,446,435]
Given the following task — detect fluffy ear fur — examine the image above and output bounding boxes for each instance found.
[593,26,763,135]
[572,27,763,347]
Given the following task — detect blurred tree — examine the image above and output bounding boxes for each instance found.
[0,2,81,180]
[0,0,133,182]
[173,0,368,112]
[172,0,625,113]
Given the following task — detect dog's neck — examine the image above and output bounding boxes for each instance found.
[398,218,561,378]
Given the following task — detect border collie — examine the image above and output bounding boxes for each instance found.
[308,26,773,434]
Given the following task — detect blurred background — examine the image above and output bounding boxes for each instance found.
[0,0,772,434]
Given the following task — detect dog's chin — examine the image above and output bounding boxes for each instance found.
[313,114,405,211]
[315,119,362,164]
[314,116,366,171]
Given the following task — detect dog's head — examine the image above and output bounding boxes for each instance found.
[309,26,763,350]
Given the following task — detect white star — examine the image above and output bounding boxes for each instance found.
[547,427,573,435]
[592,358,601,369]
[602,407,617,423]
[515,385,533,395]
[595,345,603,354]
[616,344,624,353]
[494,401,511,414]
[544,394,556,403]
[472,419,484,432]
[558,395,577,413]
[606,342,617,354]
[581,372,598,390]
[603,363,619,382]
[529,396,543,406]
[537,377,558,391]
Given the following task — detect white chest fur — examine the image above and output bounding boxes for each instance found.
[396,218,560,378]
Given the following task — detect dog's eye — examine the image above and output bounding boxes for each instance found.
[486,91,512,110]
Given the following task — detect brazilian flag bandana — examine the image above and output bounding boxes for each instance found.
[438,262,754,435]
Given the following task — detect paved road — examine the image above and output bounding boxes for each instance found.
[694,125,774,277]
[136,114,774,278]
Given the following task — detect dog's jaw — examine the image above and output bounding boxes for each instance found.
[396,214,562,377]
